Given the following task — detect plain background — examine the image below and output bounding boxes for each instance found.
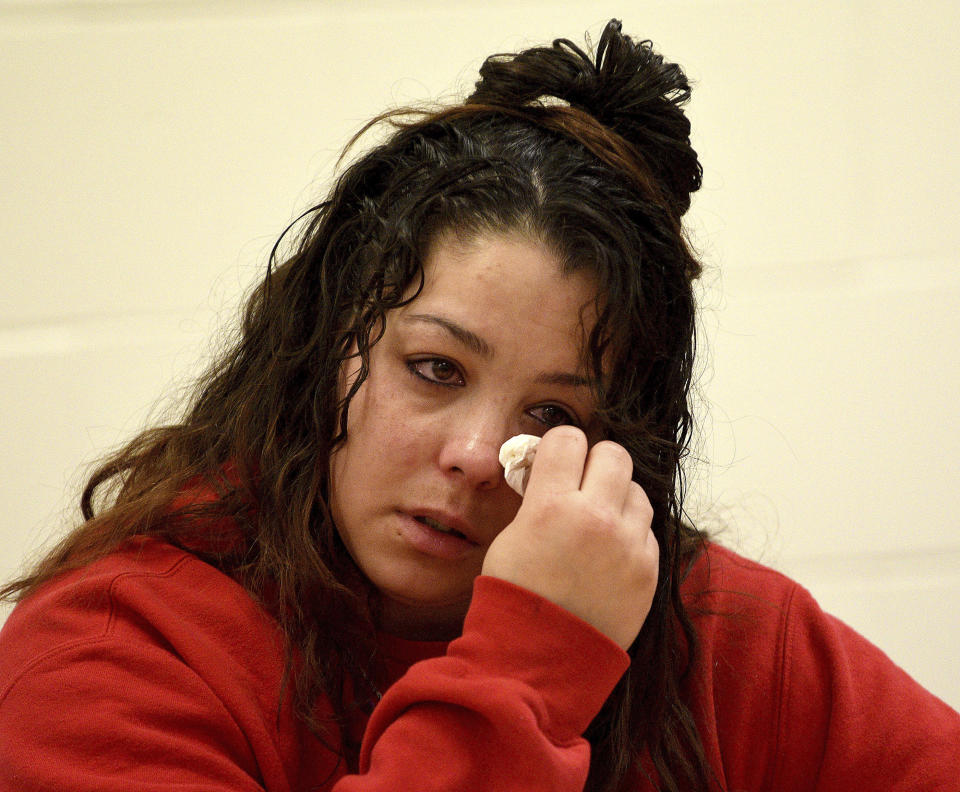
[2,0,958,709]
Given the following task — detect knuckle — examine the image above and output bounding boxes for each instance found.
[646,534,660,565]
[629,482,654,514]
[592,440,633,468]
[632,542,659,581]
[543,425,586,444]
[537,491,587,527]
[586,506,620,535]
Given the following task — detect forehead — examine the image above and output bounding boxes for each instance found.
[410,231,598,331]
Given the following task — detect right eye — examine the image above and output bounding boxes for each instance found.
[527,403,580,429]
[407,358,465,387]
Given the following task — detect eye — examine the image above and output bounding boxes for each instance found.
[528,404,579,428]
[407,357,465,387]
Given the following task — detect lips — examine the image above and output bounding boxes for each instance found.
[414,515,468,540]
[409,508,478,543]
[395,509,479,561]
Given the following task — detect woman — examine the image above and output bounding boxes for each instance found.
[1,19,956,792]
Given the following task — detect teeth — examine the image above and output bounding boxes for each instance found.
[419,516,457,535]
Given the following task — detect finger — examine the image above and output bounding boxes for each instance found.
[579,440,634,512]
[523,425,588,498]
[622,480,654,530]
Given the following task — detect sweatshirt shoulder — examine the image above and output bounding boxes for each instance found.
[0,539,276,690]
[682,541,803,612]
[679,541,806,685]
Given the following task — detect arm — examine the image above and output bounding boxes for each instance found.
[0,553,627,792]
[348,577,628,791]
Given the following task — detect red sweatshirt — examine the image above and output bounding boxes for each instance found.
[0,538,956,791]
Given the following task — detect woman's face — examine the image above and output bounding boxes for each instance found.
[329,231,599,639]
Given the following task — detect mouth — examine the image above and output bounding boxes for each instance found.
[413,515,469,541]
[399,511,479,560]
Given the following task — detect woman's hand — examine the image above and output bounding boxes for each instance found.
[482,426,659,650]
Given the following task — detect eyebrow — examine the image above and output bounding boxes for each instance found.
[535,371,593,388]
[403,312,594,389]
[404,313,493,357]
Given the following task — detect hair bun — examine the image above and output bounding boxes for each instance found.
[467,19,702,216]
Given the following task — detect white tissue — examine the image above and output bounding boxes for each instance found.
[498,434,540,496]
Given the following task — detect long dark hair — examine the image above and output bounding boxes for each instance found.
[2,20,712,792]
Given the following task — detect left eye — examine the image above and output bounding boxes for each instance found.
[408,358,465,387]
[528,404,578,428]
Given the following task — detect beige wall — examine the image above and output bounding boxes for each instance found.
[2,1,958,708]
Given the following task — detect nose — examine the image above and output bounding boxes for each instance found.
[437,405,510,491]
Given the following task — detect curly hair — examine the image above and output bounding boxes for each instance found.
[2,19,712,792]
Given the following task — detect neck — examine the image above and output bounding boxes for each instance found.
[376,596,469,641]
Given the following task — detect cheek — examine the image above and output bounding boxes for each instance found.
[373,404,434,472]
[337,367,432,478]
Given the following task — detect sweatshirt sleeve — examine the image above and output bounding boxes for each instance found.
[772,582,960,791]
[0,553,628,792]
[336,575,630,792]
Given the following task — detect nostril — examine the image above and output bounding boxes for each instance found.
[439,433,507,489]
